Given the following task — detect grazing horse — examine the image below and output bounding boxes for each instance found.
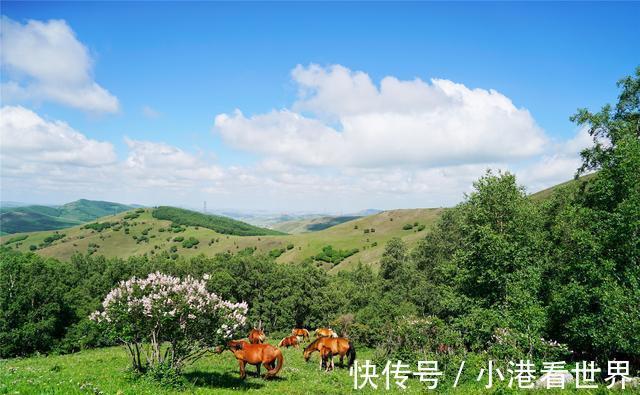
[291,328,310,341]
[303,336,356,369]
[248,328,266,344]
[218,339,283,379]
[314,327,337,338]
[278,335,300,348]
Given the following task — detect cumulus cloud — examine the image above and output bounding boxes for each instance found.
[0,105,116,167]
[516,127,593,191]
[0,16,119,113]
[123,138,224,188]
[215,64,547,168]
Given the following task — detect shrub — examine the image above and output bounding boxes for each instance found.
[42,233,65,247]
[286,243,294,250]
[363,228,370,234]
[417,224,426,231]
[83,222,114,232]
[313,245,359,265]
[123,212,140,220]
[90,272,247,373]
[181,237,199,249]
[402,223,413,230]
[29,245,37,251]
[269,248,286,258]
[173,236,184,242]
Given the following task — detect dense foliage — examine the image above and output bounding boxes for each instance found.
[152,206,284,236]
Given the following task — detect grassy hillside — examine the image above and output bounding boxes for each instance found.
[152,206,284,236]
[0,199,132,234]
[0,207,82,233]
[0,207,444,272]
[529,173,596,202]
[272,215,361,234]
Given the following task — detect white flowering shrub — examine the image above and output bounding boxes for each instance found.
[90,272,247,372]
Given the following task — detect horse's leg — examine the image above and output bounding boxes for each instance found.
[340,354,344,368]
[262,361,271,377]
[256,362,261,377]
[238,360,246,380]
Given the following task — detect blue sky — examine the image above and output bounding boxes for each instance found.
[1,2,639,212]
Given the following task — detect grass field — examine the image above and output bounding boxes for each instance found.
[1,341,628,394]
[0,208,444,272]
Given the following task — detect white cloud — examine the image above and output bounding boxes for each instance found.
[123,138,224,187]
[0,105,116,167]
[0,16,119,113]
[516,127,593,192]
[215,64,547,168]
[142,106,161,119]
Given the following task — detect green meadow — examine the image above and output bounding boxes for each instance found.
[2,342,628,395]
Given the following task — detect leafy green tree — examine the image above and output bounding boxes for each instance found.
[546,67,640,360]
[379,237,407,282]
[0,249,74,357]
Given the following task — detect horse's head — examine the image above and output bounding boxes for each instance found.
[303,339,318,362]
[227,339,246,351]
[303,347,312,362]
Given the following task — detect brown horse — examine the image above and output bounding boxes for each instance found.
[278,335,300,348]
[248,328,266,344]
[219,339,283,379]
[303,336,356,369]
[291,328,310,341]
[314,327,337,338]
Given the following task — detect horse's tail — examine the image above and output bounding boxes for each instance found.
[347,340,356,368]
[278,337,285,347]
[266,349,284,378]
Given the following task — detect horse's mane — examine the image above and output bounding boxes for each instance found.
[304,337,322,352]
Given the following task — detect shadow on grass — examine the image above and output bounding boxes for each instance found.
[184,371,267,390]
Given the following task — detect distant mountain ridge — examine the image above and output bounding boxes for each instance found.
[0,199,133,234]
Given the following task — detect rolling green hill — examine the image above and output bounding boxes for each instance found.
[152,206,284,236]
[0,199,133,234]
[0,207,443,272]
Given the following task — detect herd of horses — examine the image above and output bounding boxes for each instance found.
[215,327,356,379]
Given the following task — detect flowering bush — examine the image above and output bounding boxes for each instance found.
[90,272,247,372]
